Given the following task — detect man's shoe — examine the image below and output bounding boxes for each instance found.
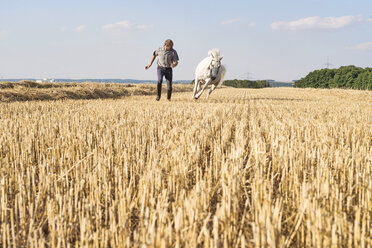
[156,96,160,101]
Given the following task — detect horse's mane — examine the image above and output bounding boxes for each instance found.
[208,48,220,59]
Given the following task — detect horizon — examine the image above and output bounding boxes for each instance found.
[1,0,372,81]
[0,77,297,83]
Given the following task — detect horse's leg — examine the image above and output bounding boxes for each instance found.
[198,82,202,92]
[197,78,204,92]
[206,84,216,99]
[195,79,211,99]
[193,77,199,98]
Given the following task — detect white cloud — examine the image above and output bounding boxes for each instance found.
[75,25,86,32]
[103,21,133,31]
[246,22,256,27]
[271,15,363,31]
[0,29,8,36]
[103,20,151,33]
[221,18,241,25]
[348,41,372,51]
[368,18,372,22]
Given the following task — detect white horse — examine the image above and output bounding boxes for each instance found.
[193,48,226,99]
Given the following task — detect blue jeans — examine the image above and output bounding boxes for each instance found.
[157,66,173,99]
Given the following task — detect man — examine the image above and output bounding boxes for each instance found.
[145,39,179,101]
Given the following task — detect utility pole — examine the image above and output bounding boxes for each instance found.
[244,72,252,80]
[322,56,334,69]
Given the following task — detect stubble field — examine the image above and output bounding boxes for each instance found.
[0,87,371,247]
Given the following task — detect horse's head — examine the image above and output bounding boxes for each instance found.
[210,57,223,80]
[208,49,223,80]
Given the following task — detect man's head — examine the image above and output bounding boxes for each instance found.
[164,39,173,51]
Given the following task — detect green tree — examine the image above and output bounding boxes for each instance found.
[294,65,371,90]
[223,79,270,88]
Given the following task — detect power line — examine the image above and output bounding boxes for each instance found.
[244,72,253,80]
[322,56,334,69]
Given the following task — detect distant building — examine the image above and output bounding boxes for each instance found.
[263,79,294,87]
[265,79,276,83]
[36,78,55,83]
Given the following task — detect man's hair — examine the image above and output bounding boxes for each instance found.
[164,39,173,46]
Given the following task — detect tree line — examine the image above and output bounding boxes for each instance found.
[222,79,270,88]
[294,65,372,90]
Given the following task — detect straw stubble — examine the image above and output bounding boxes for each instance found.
[0,87,371,247]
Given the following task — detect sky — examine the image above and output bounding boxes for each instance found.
[1,0,372,81]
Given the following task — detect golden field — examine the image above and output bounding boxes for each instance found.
[0,81,193,102]
[0,86,371,247]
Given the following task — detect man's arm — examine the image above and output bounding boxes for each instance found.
[145,55,156,69]
[171,50,179,68]
[171,61,178,68]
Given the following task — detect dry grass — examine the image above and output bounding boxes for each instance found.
[0,87,371,247]
[0,81,193,102]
